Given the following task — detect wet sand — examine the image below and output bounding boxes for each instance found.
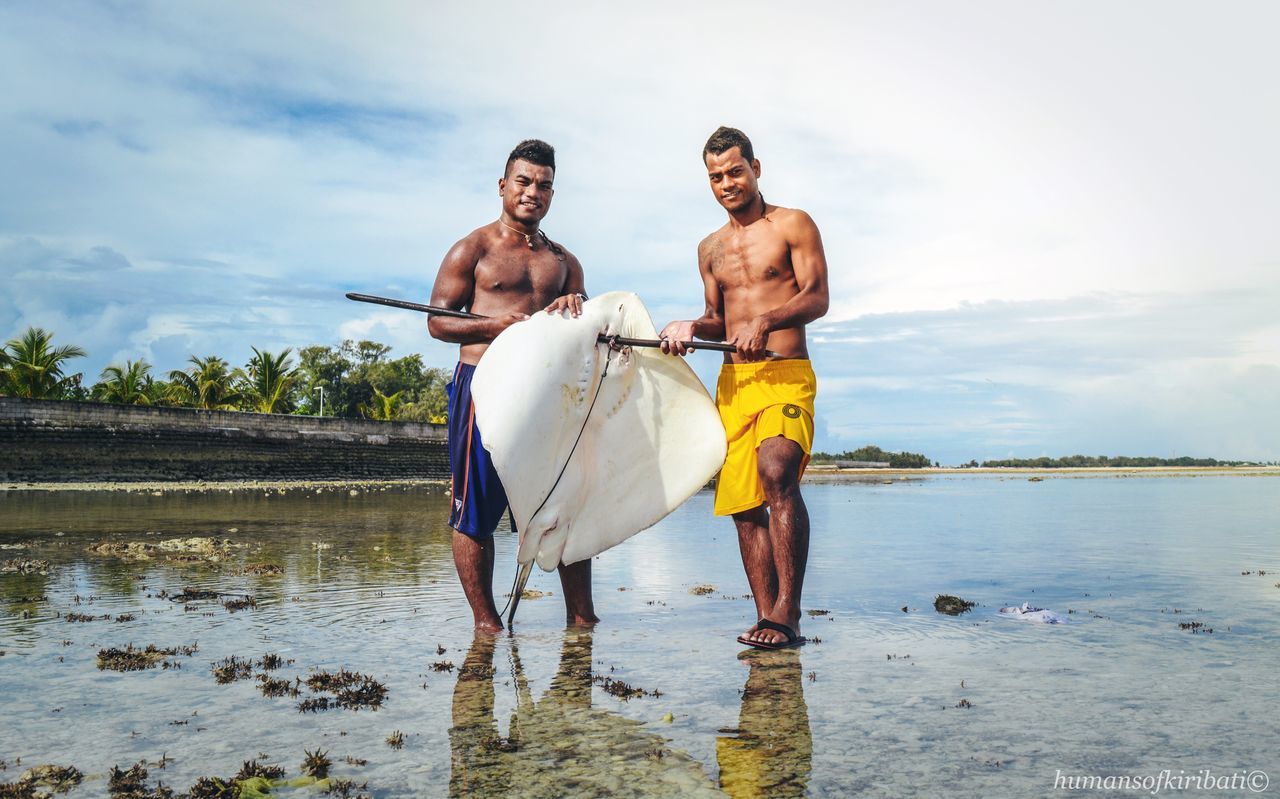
[2,477,448,493]
[4,467,1273,494]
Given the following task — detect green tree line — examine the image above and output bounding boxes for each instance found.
[810,444,934,469]
[979,455,1253,468]
[0,327,448,423]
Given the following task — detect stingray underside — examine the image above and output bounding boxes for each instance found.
[470,291,727,573]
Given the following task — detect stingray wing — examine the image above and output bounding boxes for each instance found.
[471,292,726,571]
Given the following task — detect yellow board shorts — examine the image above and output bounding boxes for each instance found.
[714,359,816,516]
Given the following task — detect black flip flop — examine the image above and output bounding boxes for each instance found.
[736,618,806,650]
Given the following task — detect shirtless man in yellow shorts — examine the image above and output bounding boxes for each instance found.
[661,126,829,649]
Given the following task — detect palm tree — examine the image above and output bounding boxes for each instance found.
[168,355,242,410]
[358,386,405,420]
[241,348,299,414]
[94,360,155,405]
[2,327,87,399]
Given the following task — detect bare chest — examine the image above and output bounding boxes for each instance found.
[473,249,568,309]
[708,228,793,290]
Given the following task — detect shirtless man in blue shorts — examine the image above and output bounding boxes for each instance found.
[428,139,597,632]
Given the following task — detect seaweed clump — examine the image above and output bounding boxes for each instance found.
[298,697,332,713]
[222,596,257,613]
[257,653,289,671]
[106,761,174,798]
[322,778,370,798]
[592,673,662,701]
[241,563,284,576]
[300,669,387,712]
[212,655,254,684]
[0,764,83,797]
[257,675,300,699]
[688,584,716,596]
[97,643,198,672]
[168,588,220,603]
[185,776,237,799]
[933,595,976,616]
[301,750,331,779]
[235,761,285,781]
[2,559,50,575]
[456,662,495,682]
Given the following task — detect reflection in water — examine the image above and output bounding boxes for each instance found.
[449,634,513,797]
[450,629,720,798]
[717,649,813,798]
[0,487,461,635]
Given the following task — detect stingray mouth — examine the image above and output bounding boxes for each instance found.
[524,515,571,573]
[520,513,563,563]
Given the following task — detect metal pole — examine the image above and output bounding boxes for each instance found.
[344,292,778,357]
[315,385,324,417]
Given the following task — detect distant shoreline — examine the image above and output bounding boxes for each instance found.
[3,466,1276,493]
[804,465,1280,480]
[1,477,449,493]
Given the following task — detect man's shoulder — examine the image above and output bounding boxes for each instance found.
[769,204,816,226]
[768,205,821,243]
[445,224,498,262]
[697,226,729,253]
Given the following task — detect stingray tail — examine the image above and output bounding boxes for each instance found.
[504,560,535,627]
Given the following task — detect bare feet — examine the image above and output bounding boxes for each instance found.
[558,559,598,626]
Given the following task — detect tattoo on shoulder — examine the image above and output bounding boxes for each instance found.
[702,236,724,269]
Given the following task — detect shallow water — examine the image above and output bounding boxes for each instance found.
[1,474,1277,797]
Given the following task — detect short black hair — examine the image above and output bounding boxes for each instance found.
[505,139,556,175]
[703,126,754,163]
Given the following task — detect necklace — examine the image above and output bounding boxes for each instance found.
[499,219,538,249]
[498,221,567,261]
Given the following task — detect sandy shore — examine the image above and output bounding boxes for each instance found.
[3,467,1275,492]
[1,477,449,493]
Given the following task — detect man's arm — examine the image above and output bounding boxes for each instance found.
[543,251,587,318]
[729,210,829,360]
[659,237,725,356]
[427,237,527,343]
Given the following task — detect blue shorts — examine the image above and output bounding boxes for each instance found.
[447,362,512,539]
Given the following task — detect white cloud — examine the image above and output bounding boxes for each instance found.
[1,1,1277,460]
[810,290,1280,462]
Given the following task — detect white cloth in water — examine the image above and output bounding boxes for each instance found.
[998,602,1069,624]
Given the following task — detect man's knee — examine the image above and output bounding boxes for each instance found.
[733,505,769,531]
[757,437,803,497]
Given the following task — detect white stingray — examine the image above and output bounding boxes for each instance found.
[470,292,727,620]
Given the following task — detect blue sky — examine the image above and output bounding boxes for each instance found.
[2,1,1278,464]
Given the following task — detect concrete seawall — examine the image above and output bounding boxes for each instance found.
[0,397,450,483]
